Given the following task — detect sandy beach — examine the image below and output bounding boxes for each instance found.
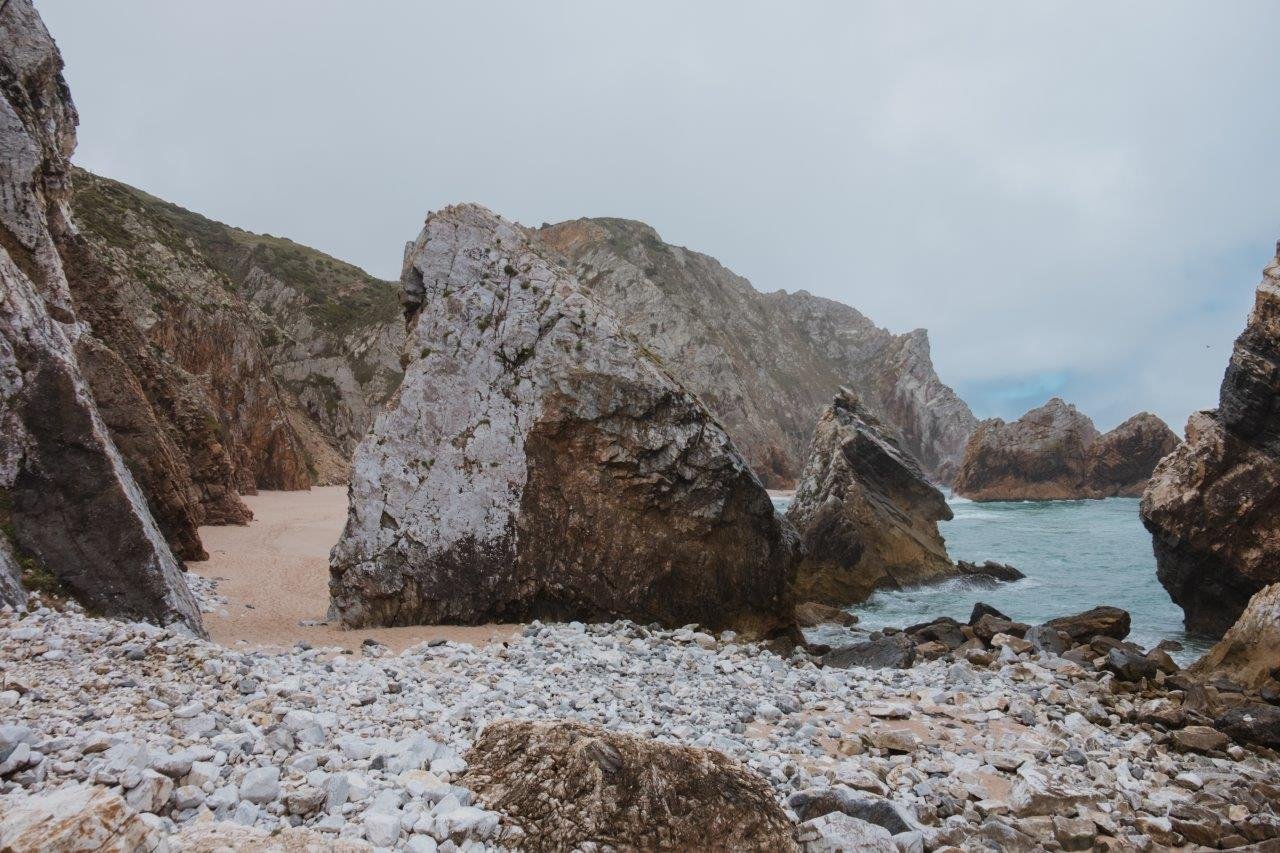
[193,486,518,651]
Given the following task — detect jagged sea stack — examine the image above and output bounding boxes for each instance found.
[0,1,202,632]
[329,204,795,635]
[953,399,1178,501]
[1142,247,1280,636]
[785,389,956,604]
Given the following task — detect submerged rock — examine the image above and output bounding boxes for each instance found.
[1194,582,1280,688]
[953,399,1178,501]
[785,389,956,605]
[461,719,797,852]
[330,204,794,635]
[0,0,202,633]
[956,560,1026,584]
[1142,248,1280,635]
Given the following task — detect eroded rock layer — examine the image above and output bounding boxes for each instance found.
[330,204,795,635]
[0,0,202,632]
[786,389,956,605]
[954,399,1178,502]
[534,218,976,486]
[1142,250,1280,635]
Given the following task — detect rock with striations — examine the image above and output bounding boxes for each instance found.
[953,398,1178,501]
[329,204,795,635]
[461,719,798,852]
[785,389,957,605]
[1141,248,1280,636]
[70,170,404,473]
[534,218,976,486]
[0,0,203,633]
[1193,582,1280,689]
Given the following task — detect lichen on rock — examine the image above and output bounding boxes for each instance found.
[329,204,795,635]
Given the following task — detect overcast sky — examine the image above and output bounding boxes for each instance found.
[40,1,1280,431]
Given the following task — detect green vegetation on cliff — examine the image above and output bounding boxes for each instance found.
[70,169,398,336]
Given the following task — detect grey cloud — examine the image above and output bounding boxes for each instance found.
[38,0,1280,431]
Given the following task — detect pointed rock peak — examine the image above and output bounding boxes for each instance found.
[331,204,796,636]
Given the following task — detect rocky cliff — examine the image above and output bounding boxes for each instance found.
[0,0,202,632]
[66,171,404,557]
[330,204,796,635]
[953,399,1178,501]
[785,389,956,605]
[534,218,975,486]
[1142,248,1280,636]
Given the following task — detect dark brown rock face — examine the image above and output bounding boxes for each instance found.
[953,398,1178,501]
[330,205,795,636]
[534,218,975,486]
[785,389,956,605]
[1086,413,1182,497]
[461,719,798,852]
[0,0,202,632]
[1142,250,1280,636]
[70,171,402,469]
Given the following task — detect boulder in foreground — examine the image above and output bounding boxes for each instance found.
[785,389,956,605]
[329,204,795,635]
[461,719,797,852]
[1141,247,1280,635]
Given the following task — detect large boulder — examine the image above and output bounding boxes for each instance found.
[460,719,797,852]
[1194,582,1280,688]
[0,1,202,633]
[329,204,795,635]
[785,389,956,605]
[954,398,1177,501]
[0,783,166,852]
[1142,248,1280,635]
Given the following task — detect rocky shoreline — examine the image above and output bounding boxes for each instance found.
[3,592,1279,851]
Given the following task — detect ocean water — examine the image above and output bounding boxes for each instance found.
[772,494,1215,662]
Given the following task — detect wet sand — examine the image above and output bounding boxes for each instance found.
[193,486,519,652]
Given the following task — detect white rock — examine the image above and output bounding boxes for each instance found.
[238,766,280,804]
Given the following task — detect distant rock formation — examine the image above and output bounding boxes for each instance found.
[785,389,957,605]
[534,218,975,486]
[0,0,202,632]
[953,399,1178,502]
[1194,583,1280,689]
[329,204,796,635]
[1142,248,1280,636]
